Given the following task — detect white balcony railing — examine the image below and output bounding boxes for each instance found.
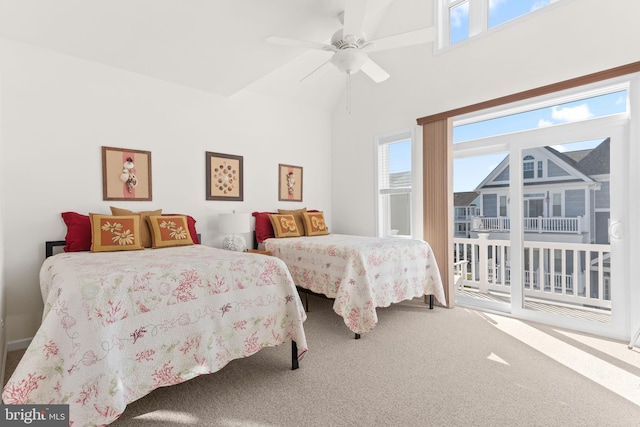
[471,216,584,234]
[453,235,611,310]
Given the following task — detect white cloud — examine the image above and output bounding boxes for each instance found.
[551,104,594,122]
[489,0,506,10]
[616,96,625,105]
[531,1,548,12]
[537,118,553,128]
[450,2,469,28]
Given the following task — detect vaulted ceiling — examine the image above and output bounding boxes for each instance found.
[0,0,435,112]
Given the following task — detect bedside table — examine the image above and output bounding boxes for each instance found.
[246,249,272,256]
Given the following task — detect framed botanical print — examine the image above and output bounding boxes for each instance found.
[278,164,303,202]
[206,152,243,201]
[102,146,152,201]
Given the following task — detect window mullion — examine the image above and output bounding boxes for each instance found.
[468,0,488,37]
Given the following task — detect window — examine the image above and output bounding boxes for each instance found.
[439,0,561,49]
[376,132,413,237]
[537,160,543,178]
[499,195,507,217]
[552,193,562,217]
[523,155,535,179]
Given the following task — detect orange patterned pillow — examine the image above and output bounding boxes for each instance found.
[146,215,194,248]
[110,206,162,248]
[269,214,301,238]
[90,214,144,252]
[302,211,329,236]
[278,208,306,235]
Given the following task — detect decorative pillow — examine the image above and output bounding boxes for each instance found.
[252,211,277,243]
[303,211,329,236]
[110,207,162,248]
[61,212,92,252]
[90,214,144,252]
[278,208,307,235]
[147,215,195,248]
[164,213,199,244]
[269,214,301,238]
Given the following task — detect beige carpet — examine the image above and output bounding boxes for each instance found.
[5,294,640,426]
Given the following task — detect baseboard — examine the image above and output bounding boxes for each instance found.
[7,338,31,352]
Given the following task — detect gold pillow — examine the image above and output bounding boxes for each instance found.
[278,208,307,235]
[146,215,194,248]
[302,211,329,236]
[269,214,301,238]
[90,214,144,252]
[110,206,162,248]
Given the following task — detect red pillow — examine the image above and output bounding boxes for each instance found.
[163,214,199,244]
[61,212,91,252]
[252,212,277,243]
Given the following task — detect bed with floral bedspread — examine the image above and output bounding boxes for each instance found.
[2,244,308,426]
[264,234,445,336]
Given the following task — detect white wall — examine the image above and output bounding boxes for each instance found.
[0,54,6,383]
[0,38,331,343]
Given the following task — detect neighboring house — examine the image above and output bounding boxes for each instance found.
[453,191,480,237]
[471,138,610,245]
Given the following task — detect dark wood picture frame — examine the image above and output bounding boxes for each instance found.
[102,146,152,201]
[206,152,244,201]
[278,164,303,202]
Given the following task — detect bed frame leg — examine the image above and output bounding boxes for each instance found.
[291,341,299,370]
[354,333,361,340]
[424,294,434,309]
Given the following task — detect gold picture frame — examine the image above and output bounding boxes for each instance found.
[278,164,303,202]
[206,152,243,201]
[102,146,152,201]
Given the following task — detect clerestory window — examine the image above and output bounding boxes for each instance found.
[439,0,563,50]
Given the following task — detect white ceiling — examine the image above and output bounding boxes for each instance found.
[0,0,435,112]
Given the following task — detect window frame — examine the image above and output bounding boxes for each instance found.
[374,129,416,238]
[436,0,566,51]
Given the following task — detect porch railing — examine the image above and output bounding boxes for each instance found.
[472,216,584,234]
[453,235,611,309]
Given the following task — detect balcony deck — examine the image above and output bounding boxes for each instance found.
[456,287,611,324]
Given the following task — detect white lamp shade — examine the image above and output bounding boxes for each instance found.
[218,212,250,234]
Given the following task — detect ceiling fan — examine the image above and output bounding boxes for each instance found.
[266,0,436,84]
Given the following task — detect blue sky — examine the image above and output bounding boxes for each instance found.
[451,0,551,45]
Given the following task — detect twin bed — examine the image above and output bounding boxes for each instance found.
[264,234,446,337]
[255,209,446,338]
[3,209,445,426]
[2,243,307,426]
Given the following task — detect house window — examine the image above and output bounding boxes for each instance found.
[552,193,562,217]
[523,155,535,179]
[439,0,561,49]
[537,160,543,178]
[499,195,507,217]
[376,132,413,237]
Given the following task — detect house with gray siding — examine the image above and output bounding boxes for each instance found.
[470,138,610,245]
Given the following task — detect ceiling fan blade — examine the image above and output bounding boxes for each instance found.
[266,36,335,52]
[360,58,389,83]
[343,0,368,37]
[300,59,332,82]
[367,27,436,52]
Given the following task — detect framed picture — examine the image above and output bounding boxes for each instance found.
[278,164,303,202]
[102,146,152,201]
[206,152,243,201]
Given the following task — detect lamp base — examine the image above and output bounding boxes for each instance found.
[222,234,246,252]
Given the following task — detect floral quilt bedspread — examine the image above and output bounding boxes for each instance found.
[2,245,308,426]
[265,234,445,334]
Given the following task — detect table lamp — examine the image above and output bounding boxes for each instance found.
[218,212,250,251]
